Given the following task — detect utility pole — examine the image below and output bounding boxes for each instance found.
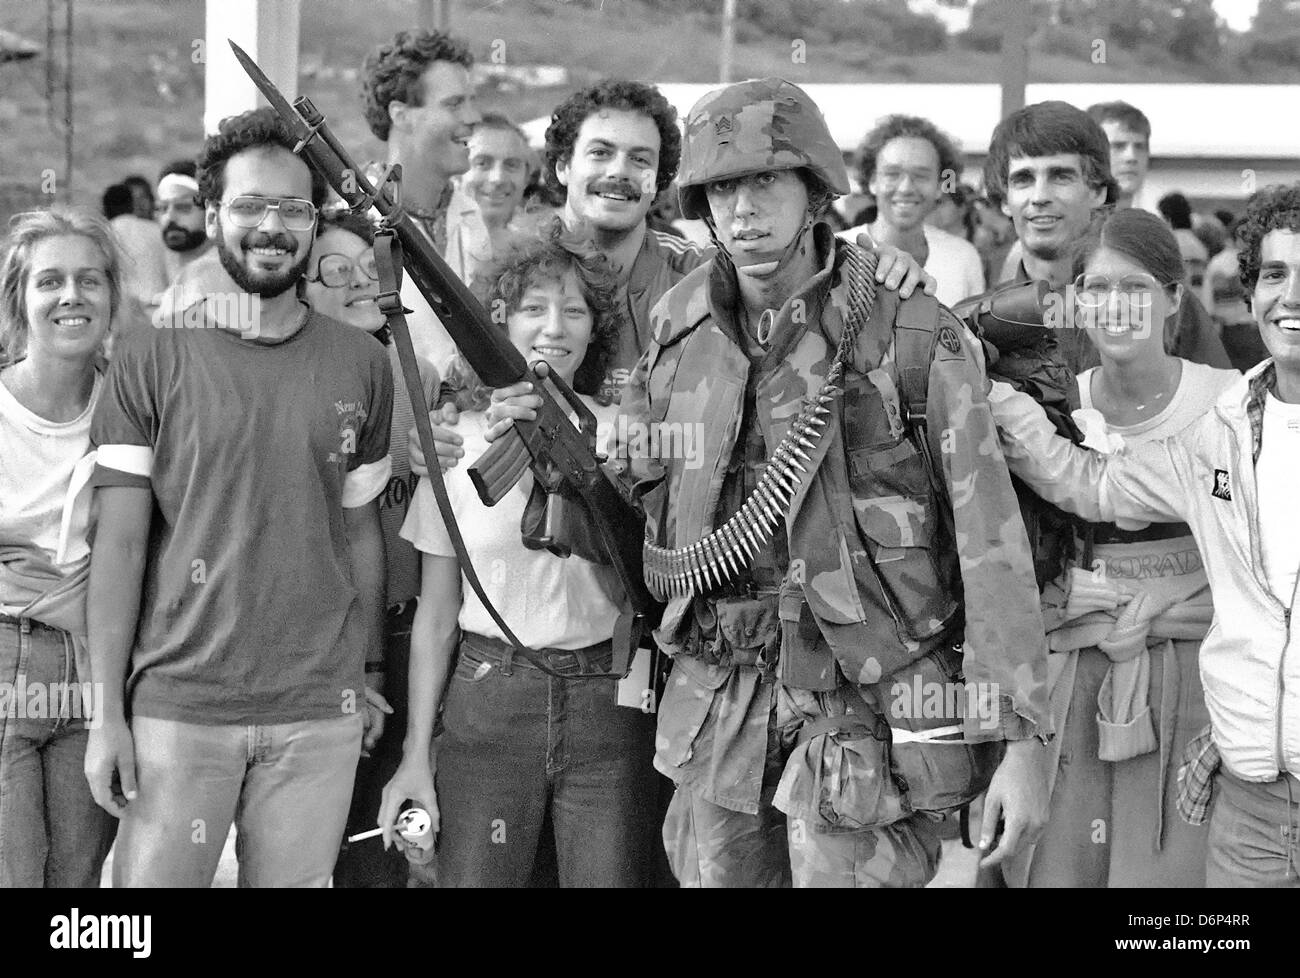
[63,0,72,197]
[998,0,1029,119]
[720,0,735,82]
[418,0,450,31]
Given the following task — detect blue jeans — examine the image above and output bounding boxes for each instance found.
[112,713,363,887]
[0,616,116,887]
[434,633,659,887]
[1206,770,1300,887]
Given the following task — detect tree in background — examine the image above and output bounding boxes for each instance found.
[1246,0,1300,65]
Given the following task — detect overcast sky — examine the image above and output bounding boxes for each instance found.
[1214,0,1259,32]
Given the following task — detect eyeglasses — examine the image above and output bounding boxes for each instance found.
[307,251,379,288]
[1073,273,1165,310]
[222,195,318,231]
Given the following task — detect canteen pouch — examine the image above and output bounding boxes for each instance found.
[873,641,1003,815]
[773,686,908,832]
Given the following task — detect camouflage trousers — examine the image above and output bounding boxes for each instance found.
[655,660,943,888]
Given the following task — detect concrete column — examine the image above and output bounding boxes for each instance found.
[204,0,300,134]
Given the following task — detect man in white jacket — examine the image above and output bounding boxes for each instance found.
[989,182,1300,887]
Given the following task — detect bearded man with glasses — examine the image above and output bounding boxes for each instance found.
[85,107,396,887]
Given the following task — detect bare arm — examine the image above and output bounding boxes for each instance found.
[344,499,388,750]
[83,485,152,817]
[378,553,461,846]
[988,379,1188,526]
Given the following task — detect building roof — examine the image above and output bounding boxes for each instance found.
[525,83,1300,160]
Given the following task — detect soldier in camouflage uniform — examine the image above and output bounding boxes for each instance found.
[608,79,1053,887]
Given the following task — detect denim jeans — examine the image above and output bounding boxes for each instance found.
[433,633,659,887]
[1206,769,1300,887]
[0,616,116,887]
[112,713,363,887]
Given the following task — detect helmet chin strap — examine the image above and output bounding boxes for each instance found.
[706,210,818,282]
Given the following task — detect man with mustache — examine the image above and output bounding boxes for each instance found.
[84,107,394,887]
[361,28,483,373]
[155,160,212,282]
[540,80,707,404]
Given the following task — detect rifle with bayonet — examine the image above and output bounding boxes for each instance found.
[229,41,656,676]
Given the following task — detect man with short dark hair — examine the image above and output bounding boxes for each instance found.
[84,107,394,888]
[542,79,707,403]
[361,28,482,370]
[1086,101,1153,213]
[984,100,1229,372]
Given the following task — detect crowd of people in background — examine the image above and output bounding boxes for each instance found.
[2,24,1298,890]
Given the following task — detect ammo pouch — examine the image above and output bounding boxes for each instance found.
[686,594,781,673]
[872,639,1004,815]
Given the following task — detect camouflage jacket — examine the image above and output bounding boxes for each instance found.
[617,225,1049,740]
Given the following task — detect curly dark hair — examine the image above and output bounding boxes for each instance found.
[856,114,963,195]
[982,100,1118,209]
[1237,182,1300,301]
[543,80,681,200]
[448,218,623,411]
[196,107,328,208]
[362,29,474,142]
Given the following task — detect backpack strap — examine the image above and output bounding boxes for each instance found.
[892,293,944,469]
[892,294,961,542]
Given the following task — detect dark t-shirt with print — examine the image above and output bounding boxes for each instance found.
[90,308,393,725]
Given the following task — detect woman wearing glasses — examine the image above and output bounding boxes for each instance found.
[991,208,1238,887]
[303,212,440,887]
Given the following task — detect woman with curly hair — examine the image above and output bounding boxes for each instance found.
[379,221,656,887]
[0,208,122,886]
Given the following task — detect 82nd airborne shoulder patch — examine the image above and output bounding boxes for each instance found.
[936,325,963,357]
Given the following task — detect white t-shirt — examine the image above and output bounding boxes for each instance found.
[1077,360,1240,445]
[1256,392,1300,604]
[0,371,103,594]
[838,223,985,307]
[399,402,623,650]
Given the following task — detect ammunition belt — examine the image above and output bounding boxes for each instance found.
[643,243,880,600]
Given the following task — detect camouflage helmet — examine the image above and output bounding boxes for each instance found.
[677,78,850,221]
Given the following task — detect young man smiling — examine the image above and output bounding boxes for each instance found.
[84,108,394,888]
[988,183,1300,887]
[983,100,1229,374]
[841,114,985,306]
[543,79,707,403]
[362,29,482,372]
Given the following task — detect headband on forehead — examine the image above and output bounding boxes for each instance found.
[157,173,200,199]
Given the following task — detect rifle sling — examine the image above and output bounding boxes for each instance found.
[372,231,628,682]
